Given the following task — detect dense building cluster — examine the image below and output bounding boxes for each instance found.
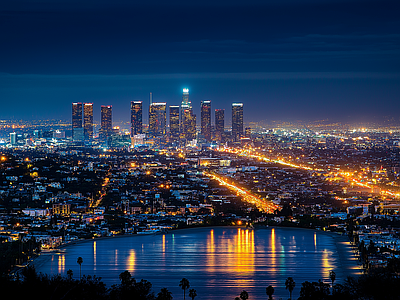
[68,89,245,147]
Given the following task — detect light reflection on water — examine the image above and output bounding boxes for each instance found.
[35,227,361,300]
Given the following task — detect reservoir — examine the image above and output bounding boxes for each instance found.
[33,227,362,299]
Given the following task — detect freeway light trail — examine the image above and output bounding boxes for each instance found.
[204,171,279,214]
[218,147,400,199]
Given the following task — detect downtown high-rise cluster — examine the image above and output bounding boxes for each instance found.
[72,89,244,145]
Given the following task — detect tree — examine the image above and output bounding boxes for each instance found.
[298,280,330,300]
[179,278,190,300]
[266,285,274,300]
[77,257,83,279]
[67,269,73,280]
[189,288,197,300]
[329,270,336,290]
[285,277,295,300]
[240,290,249,300]
[156,288,173,300]
[119,270,133,286]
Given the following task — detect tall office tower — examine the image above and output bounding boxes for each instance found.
[149,92,153,105]
[149,102,167,137]
[100,105,112,141]
[169,105,180,140]
[83,103,93,141]
[182,88,190,106]
[190,112,197,140]
[179,88,197,140]
[232,103,244,141]
[131,101,143,136]
[72,102,83,141]
[10,132,17,146]
[182,108,196,140]
[201,100,211,141]
[215,109,225,142]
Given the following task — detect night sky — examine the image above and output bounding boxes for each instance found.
[1,0,399,124]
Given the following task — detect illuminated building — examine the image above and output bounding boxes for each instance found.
[72,102,83,141]
[201,100,211,141]
[83,103,93,140]
[183,108,196,141]
[52,203,71,216]
[169,105,180,140]
[245,127,251,139]
[179,88,196,140]
[100,105,112,141]
[232,103,243,141]
[10,132,17,146]
[180,88,190,139]
[215,109,224,142]
[53,130,65,139]
[131,101,143,136]
[182,88,190,106]
[149,102,166,137]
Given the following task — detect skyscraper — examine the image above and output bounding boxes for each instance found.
[10,132,17,146]
[201,100,211,141]
[182,108,196,141]
[100,105,112,141]
[232,103,243,141]
[131,101,143,136]
[83,103,93,141]
[180,88,196,140]
[182,88,190,106]
[72,102,83,141]
[215,109,224,142]
[149,102,167,137]
[169,105,180,140]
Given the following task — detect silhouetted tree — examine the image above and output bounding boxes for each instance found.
[77,256,83,279]
[240,290,249,300]
[109,271,155,300]
[285,277,295,300]
[119,270,133,286]
[266,285,274,300]
[179,278,190,300]
[67,269,73,280]
[329,270,336,291]
[298,280,330,300]
[189,288,197,300]
[156,287,173,300]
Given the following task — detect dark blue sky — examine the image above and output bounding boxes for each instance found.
[1,0,399,124]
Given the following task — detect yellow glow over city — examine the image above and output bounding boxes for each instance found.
[218,147,400,199]
[204,171,279,213]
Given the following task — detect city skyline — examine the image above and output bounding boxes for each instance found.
[0,0,399,123]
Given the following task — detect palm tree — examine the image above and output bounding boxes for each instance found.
[285,277,295,300]
[266,285,274,300]
[188,289,197,300]
[240,290,249,300]
[77,257,83,279]
[329,270,336,293]
[156,288,173,300]
[179,278,190,300]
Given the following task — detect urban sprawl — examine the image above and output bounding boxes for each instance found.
[1,89,400,282]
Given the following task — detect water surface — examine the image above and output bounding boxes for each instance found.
[34,227,361,299]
